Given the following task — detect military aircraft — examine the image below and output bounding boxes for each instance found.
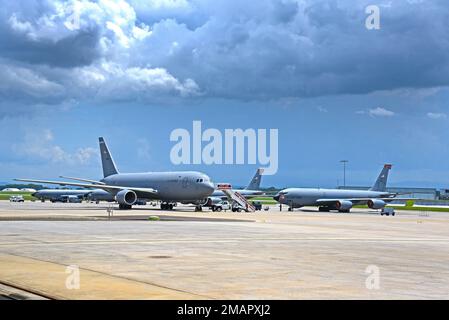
[32,189,91,202]
[274,164,409,212]
[210,168,265,198]
[17,137,215,211]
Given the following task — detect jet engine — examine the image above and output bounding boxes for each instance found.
[195,198,209,206]
[335,200,353,211]
[115,189,137,205]
[367,199,386,209]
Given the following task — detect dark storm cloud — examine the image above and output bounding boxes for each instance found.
[0,0,448,107]
[0,28,101,68]
[0,1,102,68]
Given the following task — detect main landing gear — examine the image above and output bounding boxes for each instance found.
[194,205,203,212]
[160,202,175,210]
[318,207,330,212]
[118,204,132,210]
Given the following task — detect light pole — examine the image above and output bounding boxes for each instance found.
[340,160,348,188]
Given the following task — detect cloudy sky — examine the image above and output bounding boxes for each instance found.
[1,0,449,188]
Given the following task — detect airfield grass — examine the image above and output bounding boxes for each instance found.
[354,202,449,213]
[251,197,277,204]
[0,192,37,201]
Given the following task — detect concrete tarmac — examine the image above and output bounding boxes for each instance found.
[0,202,448,299]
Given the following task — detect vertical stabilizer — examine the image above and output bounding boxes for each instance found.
[369,164,392,192]
[245,168,264,190]
[99,137,118,178]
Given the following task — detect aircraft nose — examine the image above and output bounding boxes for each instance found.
[203,181,215,194]
[273,194,280,202]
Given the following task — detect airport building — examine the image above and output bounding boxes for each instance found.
[338,186,439,200]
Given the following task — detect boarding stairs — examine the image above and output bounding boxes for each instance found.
[217,184,256,212]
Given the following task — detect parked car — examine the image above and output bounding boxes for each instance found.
[380,207,395,216]
[9,195,25,202]
[211,201,231,212]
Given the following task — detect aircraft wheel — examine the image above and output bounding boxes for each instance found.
[288,207,292,212]
[169,204,174,210]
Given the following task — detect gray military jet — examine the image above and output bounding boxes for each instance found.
[274,164,408,212]
[17,137,215,211]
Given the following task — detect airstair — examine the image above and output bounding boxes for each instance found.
[217,184,256,212]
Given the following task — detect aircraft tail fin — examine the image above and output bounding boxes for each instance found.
[245,168,264,190]
[369,164,392,192]
[99,137,118,178]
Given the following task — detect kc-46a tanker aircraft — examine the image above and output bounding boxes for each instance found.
[17,137,215,211]
[274,164,412,212]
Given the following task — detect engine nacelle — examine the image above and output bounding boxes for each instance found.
[335,200,353,211]
[367,199,386,209]
[195,198,209,206]
[115,189,137,206]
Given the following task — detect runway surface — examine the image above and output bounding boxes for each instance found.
[0,202,448,299]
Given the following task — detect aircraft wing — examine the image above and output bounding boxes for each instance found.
[59,176,106,185]
[15,179,158,197]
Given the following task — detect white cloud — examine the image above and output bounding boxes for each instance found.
[0,63,65,100]
[427,112,447,119]
[368,107,395,117]
[74,63,201,100]
[13,129,97,165]
[316,105,328,113]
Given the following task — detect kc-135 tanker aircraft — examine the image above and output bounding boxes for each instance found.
[274,164,411,212]
[17,137,215,211]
